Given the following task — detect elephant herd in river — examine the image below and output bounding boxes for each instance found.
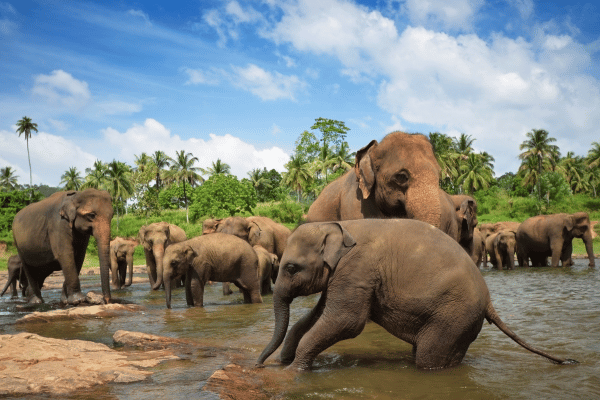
[4,131,593,371]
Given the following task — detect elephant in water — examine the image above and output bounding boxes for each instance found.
[516,212,595,268]
[306,132,459,242]
[1,255,27,298]
[12,189,114,305]
[257,219,576,371]
[109,237,138,290]
[138,222,187,290]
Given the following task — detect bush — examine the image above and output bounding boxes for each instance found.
[253,198,308,224]
[189,175,257,221]
[0,189,44,235]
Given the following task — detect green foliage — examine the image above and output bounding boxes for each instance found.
[535,171,572,203]
[0,189,44,234]
[189,174,257,221]
[158,183,186,209]
[253,198,308,224]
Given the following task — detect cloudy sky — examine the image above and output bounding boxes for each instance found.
[1,0,599,187]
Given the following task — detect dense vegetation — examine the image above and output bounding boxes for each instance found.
[2,118,600,269]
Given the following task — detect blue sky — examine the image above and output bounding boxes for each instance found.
[1,0,599,187]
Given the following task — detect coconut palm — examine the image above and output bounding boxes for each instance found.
[0,166,19,191]
[518,129,560,200]
[330,141,355,173]
[15,116,38,187]
[429,132,459,190]
[105,160,134,229]
[587,141,600,169]
[206,159,230,176]
[248,168,268,190]
[166,150,203,223]
[60,167,83,191]
[559,152,589,194]
[456,153,494,194]
[283,155,313,202]
[313,142,336,183]
[452,133,475,156]
[150,150,171,193]
[83,160,108,190]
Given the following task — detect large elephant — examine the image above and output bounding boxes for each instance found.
[257,219,576,371]
[138,222,187,290]
[161,233,263,308]
[12,189,113,304]
[109,237,138,290]
[0,255,27,298]
[306,132,458,241]
[254,245,279,295]
[516,212,595,268]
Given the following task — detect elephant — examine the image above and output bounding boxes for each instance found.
[492,230,518,270]
[109,237,138,290]
[0,255,27,298]
[202,218,219,234]
[12,189,113,305]
[516,212,595,268]
[138,222,187,290]
[208,216,291,295]
[479,221,520,239]
[161,233,263,308]
[471,228,486,268]
[256,219,576,371]
[254,245,279,295]
[306,132,459,242]
[450,195,478,261]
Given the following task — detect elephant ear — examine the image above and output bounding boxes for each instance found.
[319,223,356,270]
[564,216,575,232]
[355,140,378,200]
[248,221,261,242]
[59,191,79,228]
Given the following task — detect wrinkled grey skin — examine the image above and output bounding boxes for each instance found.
[257,219,576,371]
[471,228,486,268]
[1,255,27,298]
[162,233,263,309]
[516,212,595,268]
[138,222,187,290]
[254,245,279,295]
[12,189,114,305]
[109,237,138,290]
[493,231,518,270]
[450,195,478,262]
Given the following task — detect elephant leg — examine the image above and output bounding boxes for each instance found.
[222,282,233,296]
[59,242,86,305]
[145,250,157,288]
[280,292,327,364]
[288,295,369,371]
[118,261,127,287]
[550,240,564,268]
[413,320,479,369]
[21,263,43,304]
[185,267,204,307]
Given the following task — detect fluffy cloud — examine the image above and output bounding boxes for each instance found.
[402,0,484,31]
[32,70,91,111]
[103,119,290,178]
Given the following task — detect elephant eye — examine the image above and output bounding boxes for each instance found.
[394,171,410,186]
[85,212,97,221]
[284,263,301,275]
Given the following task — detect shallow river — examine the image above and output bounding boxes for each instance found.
[1,259,599,399]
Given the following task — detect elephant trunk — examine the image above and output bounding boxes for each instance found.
[152,243,165,290]
[406,183,442,231]
[257,289,291,366]
[125,254,134,287]
[165,274,172,309]
[583,229,595,267]
[95,229,112,304]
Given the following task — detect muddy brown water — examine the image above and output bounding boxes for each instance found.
[1,259,599,399]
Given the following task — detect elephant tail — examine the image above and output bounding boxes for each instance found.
[485,303,579,365]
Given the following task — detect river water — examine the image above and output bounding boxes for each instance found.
[1,259,599,399]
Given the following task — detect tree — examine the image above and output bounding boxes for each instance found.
[452,133,475,156]
[0,166,19,191]
[166,150,203,223]
[283,155,313,202]
[310,117,350,151]
[456,153,494,194]
[559,152,589,194]
[83,160,108,190]
[429,132,459,192]
[206,159,230,176]
[15,116,38,188]
[60,167,83,191]
[150,150,171,194]
[190,174,257,220]
[587,141,600,169]
[330,141,355,173]
[518,129,560,200]
[104,160,134,229]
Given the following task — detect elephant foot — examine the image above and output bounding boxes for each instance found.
[62,291,86,305]
[27,295,44,305]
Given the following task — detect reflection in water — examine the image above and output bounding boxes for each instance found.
[1,260,600,399]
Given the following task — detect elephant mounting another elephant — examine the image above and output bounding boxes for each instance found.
[161,233,263,309]
[138,222,187,290]
[257,219,577,371]
[12,189,114,305]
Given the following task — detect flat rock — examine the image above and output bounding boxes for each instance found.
[0,332,178,396]
[113,329,193,350]
[16,303,143,323]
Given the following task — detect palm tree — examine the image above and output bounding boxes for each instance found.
[206,159,230,176]
[283,155,312,202]
[559,152,589,194]
[313,142,336,183]
[166,150,203,223]
[429,132,459,190]
[105,160,134,229]
[150,151,171,193]
[83,160,108,190]
[587,141,600,169]
[452,133,475,156]
[60,167,83,191]
[456,153,494,194]
[518,129,560,200]
[248,168,268,190]
[15,116,38,187]
[0,166,19,191]
[330,141,355,173]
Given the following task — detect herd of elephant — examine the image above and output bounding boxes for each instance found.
[4,131,592,372]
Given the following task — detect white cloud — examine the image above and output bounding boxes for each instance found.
[402,0,484,31]
[507,0,534,20]
[48,119,68,131]
[127,9,152,26]
[32,70,91,111]
[184,67,222,85]
[96,100,143,115]
[230,63,306,101]
[225,1,262,24]
[102,119,290,178]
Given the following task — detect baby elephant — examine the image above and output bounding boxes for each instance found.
[162,233,263,308]
[254,245,279,295]
[257,219,577,371]
[1,255,28,298]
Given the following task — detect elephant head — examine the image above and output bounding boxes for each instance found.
[494,230,517,270]
[202,218,221,234]
[162,242,195,309]
[59,189,114,303]
[257,222,356,365]
[565,212,595,266]
[456,197,478,245]
[355,132,443,228]
[215,216,252,241]
[138,222,173,290]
